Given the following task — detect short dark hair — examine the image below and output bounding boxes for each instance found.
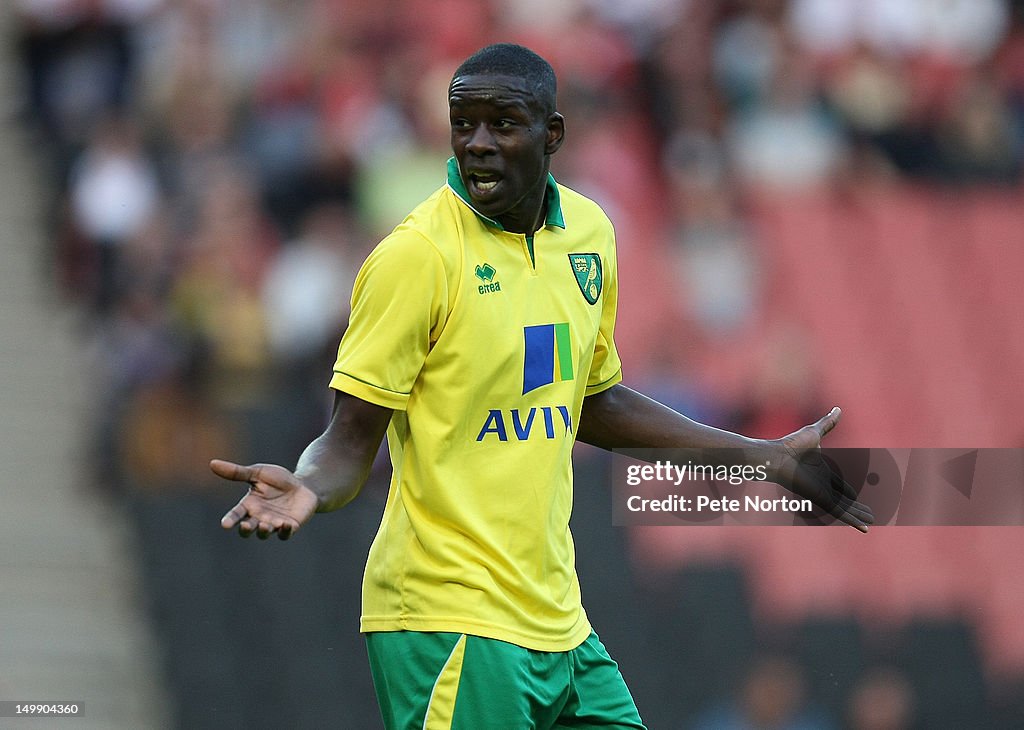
[451,43,557,115]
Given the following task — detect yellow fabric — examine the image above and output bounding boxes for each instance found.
[423,634,467,729]
[331,178,622,652]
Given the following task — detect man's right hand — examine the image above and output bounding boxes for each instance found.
[210,460,319,540]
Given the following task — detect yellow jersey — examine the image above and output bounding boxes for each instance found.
[330,159,622,651]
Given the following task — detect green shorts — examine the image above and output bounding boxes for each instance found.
[365,630,646,730]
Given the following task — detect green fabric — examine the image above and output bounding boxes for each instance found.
[555,322,574,382]
[367,631,462,730]
[366,630,646,729]
[446,157,565,231]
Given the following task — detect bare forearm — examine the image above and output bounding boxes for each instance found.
[294,434,371,512]
[578,386,872,530]
[577,384,771,465]
[295,392,393,512]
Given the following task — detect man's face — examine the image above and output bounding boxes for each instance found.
[449,73,564,234]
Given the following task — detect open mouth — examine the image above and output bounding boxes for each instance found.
[467,172,502,197]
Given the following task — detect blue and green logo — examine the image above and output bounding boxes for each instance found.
[523,323,574,394]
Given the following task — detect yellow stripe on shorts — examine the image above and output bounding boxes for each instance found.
[423,634,467,729]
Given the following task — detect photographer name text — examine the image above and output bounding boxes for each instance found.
[626,494,812,513]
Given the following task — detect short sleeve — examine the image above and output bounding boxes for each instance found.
[585,228,623,396]
[330,230,448,410]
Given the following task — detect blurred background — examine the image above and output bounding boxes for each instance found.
[2,0,1024,727]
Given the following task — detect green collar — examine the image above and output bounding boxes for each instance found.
[446,157,565,232]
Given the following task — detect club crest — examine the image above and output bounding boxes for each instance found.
[568,253,602,305]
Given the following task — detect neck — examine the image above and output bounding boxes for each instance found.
[502,172,550,234]
[527,191,548,234]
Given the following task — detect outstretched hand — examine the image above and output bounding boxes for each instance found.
[770,408,875,532]
[210,460,319,540]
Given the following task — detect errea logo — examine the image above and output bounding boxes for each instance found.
[475,262,501,294]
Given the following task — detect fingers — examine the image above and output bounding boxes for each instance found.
[251,517,296,540]
[834,474,860,501]
[787,444,874,532]
[813,406,842,439]
[837,500,874,528]
[223,506,296,540]
[842,504,874,532]
[222,504,260,538]
[783,470,875,533]
[830,472,875,527]
[257,518,287,540]
[221,502,248,530]
[238,516,257,539]
[824,475,873,533]
[816,498,868,532]
[824,492,875,532]
[839,513,870,533]
[210,459,257,483]
[237,516,275,539]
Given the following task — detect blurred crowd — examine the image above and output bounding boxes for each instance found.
[15,0,1024,492]
[15,1,1024,726]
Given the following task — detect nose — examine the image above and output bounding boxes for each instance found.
[465,124,496,156]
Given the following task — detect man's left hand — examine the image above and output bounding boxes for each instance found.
[769,407,875,532]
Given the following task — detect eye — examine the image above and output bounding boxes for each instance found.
[493,119,516,129]
[451,118,472,130]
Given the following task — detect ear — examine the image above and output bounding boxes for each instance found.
[545,112,565,155]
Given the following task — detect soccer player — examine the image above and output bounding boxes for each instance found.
[211,43,873,729]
